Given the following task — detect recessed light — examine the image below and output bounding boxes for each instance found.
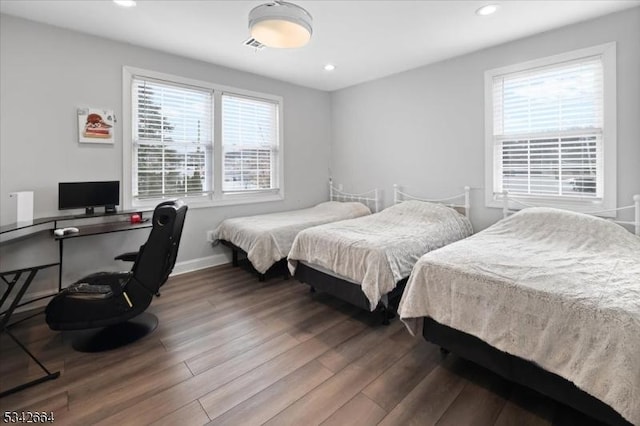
[113,0,137,7]
[476,4,499,16]
[324,64,336,71]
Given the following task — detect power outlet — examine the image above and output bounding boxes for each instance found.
[206,230,215,242]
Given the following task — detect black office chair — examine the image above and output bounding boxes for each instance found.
[45,200,188,352]
[113,200,186,297]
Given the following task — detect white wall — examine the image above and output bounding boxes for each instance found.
[330,8,640,231]
[0,14,331,296]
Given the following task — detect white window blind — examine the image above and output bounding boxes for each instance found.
[132,77,213,199]
[222,94,279,193]
[492,56,603,199]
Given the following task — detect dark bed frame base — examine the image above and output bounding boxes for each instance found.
[219,240,289,281]
[294,262,407,325]
[422,317,631,426]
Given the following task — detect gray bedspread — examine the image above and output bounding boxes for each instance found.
[399,207,640,425]
[289,200,473,310]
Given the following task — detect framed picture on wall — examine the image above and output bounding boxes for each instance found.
[78,107,115,144]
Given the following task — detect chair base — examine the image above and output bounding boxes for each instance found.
[64,312,158,353]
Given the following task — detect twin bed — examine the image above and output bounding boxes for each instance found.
[212,180,378,280]
[288,185,472,322]
[399,195,640,426]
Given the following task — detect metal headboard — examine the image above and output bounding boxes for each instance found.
[499,191,640,236]
[393,185,471,218]
[329,178,380,213]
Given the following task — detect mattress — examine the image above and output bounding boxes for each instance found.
[399,207,640,425]
[288,200,473,310]
[212,201,371,273]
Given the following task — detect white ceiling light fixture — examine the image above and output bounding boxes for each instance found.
[476,4,500,16]
[113,0,136,8]
[324,64,335,71]
[249,1,313,48]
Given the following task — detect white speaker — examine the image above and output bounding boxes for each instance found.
[8,191,34,225]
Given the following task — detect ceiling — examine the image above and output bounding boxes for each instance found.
[1,1,638,91]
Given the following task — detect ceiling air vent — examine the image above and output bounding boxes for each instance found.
[243,37,265,50]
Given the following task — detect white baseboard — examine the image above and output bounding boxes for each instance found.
[170,253,230,276]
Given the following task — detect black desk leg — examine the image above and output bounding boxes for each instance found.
[58,239,64,292]
[0,270,37,331]
[0,330,60,398]
[0,271,21,309]
[0,268,61,398]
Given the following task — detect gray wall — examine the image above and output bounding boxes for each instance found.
[0,14,331,297]
[330,8,640,231]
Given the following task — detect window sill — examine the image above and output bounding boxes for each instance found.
[127,192,284,210]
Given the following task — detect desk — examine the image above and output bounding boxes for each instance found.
[0,208,152,235]
[1,209,153,291]
[53,218,152,291]
[0,263,61,398]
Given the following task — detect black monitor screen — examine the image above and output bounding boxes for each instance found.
[58,181,120,211]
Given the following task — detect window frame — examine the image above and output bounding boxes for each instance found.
[484,43,616,216]
[122,66,284,210]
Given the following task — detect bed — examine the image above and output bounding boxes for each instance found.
[211,180,378,280]
[399,195,640,426]
[288,186,473,323]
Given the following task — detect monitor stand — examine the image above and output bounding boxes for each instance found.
[85,207,95,215]
[105,205,117,214]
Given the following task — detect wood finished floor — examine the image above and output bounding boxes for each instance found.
[0,264,606,426]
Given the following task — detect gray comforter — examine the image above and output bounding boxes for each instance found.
[399,207,640,425]
[289,200,473,310]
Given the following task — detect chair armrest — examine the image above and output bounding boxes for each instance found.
[115,251,139,262]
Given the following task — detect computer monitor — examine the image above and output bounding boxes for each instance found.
[58,181,120,215]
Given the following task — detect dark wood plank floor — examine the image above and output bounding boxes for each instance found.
[0,264,606,425]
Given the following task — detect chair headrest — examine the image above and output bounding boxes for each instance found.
[132,199,188,294]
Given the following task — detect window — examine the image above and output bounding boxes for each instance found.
[222,94,279,193]
[485,43,616,213]
[123,67,283,208]
[132,77,213,200]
